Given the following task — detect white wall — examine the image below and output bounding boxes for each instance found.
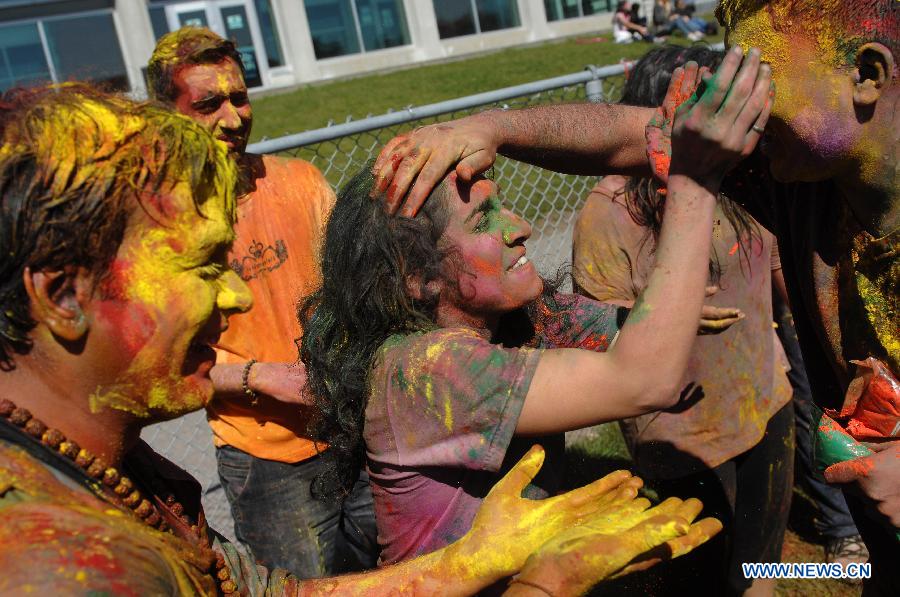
[267,0,618,87]
[113,0,634,94]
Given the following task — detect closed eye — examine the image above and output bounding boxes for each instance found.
[472,212,489,233]
[470,197,500,233]
[192,96,225,114]
[196,263,225,280]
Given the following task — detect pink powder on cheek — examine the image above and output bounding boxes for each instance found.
[468,257,501,276]
[96,259,134,300]
[166,237,185,254]
[794,107,855,160]
[94,300,157,361]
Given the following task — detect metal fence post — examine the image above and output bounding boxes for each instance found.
[583,65,604,103]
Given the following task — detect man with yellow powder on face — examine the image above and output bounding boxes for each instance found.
[0,82,722,595]
[371,1,899,591]
[147,27,379,578]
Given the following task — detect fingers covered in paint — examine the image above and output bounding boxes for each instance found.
[553,468,636,509]
[700,44,746,113]
[698,303,745,335]
[513,514,688,596]
[372,133,411,183]
[459,445,642,579]
[668,46,769,189]
[664,517,723,558]
[666,62,702,115]
[386,145,433,214]
[645,63,704,187]
[487,444,546,497]
[824,441,900,527]
[716,47,761,124]
[370,116,501,216]
[514,506,721,596]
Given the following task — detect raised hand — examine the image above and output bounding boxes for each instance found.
[668,45,773,191]
[447,445,644,579]
[371,115,501,217]
[648,45,773,190]
[646,61,707,190]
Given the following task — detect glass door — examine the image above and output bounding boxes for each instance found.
[219,3,263,88]
[167,1,210,28]
[165,0,269,88]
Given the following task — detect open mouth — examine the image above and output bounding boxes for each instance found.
[183,331,221,377]
[218,135,245,150]
[508,254,530,271]
[188,340,216,358]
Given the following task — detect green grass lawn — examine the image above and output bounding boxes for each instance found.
[250,25,724,142]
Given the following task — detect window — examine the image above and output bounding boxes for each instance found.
[304,0,410,59]
[355,0,410,52]
[0,23,51,91]
[148,5,169,40]
[43,13,128,91]
[0,12,128,93]
[254,0,285,67]
[475,0,520,32]
[433,1,476,38]
[305,0,360,58]
[433,0,521,39]
[544,0,612,21]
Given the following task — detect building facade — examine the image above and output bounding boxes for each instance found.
[0,0,636,96]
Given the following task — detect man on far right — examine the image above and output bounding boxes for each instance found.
[716,0,900,586]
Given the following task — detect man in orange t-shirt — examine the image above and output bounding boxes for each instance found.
[148,27,378,577]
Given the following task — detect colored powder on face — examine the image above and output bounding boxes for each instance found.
[94,301,157,362]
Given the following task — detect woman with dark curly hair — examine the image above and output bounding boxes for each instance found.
[300,53,773,565]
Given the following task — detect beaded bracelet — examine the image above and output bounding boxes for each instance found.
[242,359,258,405]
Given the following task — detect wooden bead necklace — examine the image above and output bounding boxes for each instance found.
[0,398,237,594]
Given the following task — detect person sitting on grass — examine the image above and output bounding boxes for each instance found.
[299,51,770,577]
[613,1,656,43]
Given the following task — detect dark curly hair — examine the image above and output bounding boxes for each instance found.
[619,45,761,285]
[298,163,452,501]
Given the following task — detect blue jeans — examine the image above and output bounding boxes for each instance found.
[775,299,859,540]
[670,18,701,35]
[216,446,379,578]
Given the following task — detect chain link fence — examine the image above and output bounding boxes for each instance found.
[143,64,633,542]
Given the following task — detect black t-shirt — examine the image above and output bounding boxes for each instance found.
[722,154,898,411]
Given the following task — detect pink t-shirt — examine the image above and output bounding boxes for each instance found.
[364,294,623,564]
[573,180,792,478]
